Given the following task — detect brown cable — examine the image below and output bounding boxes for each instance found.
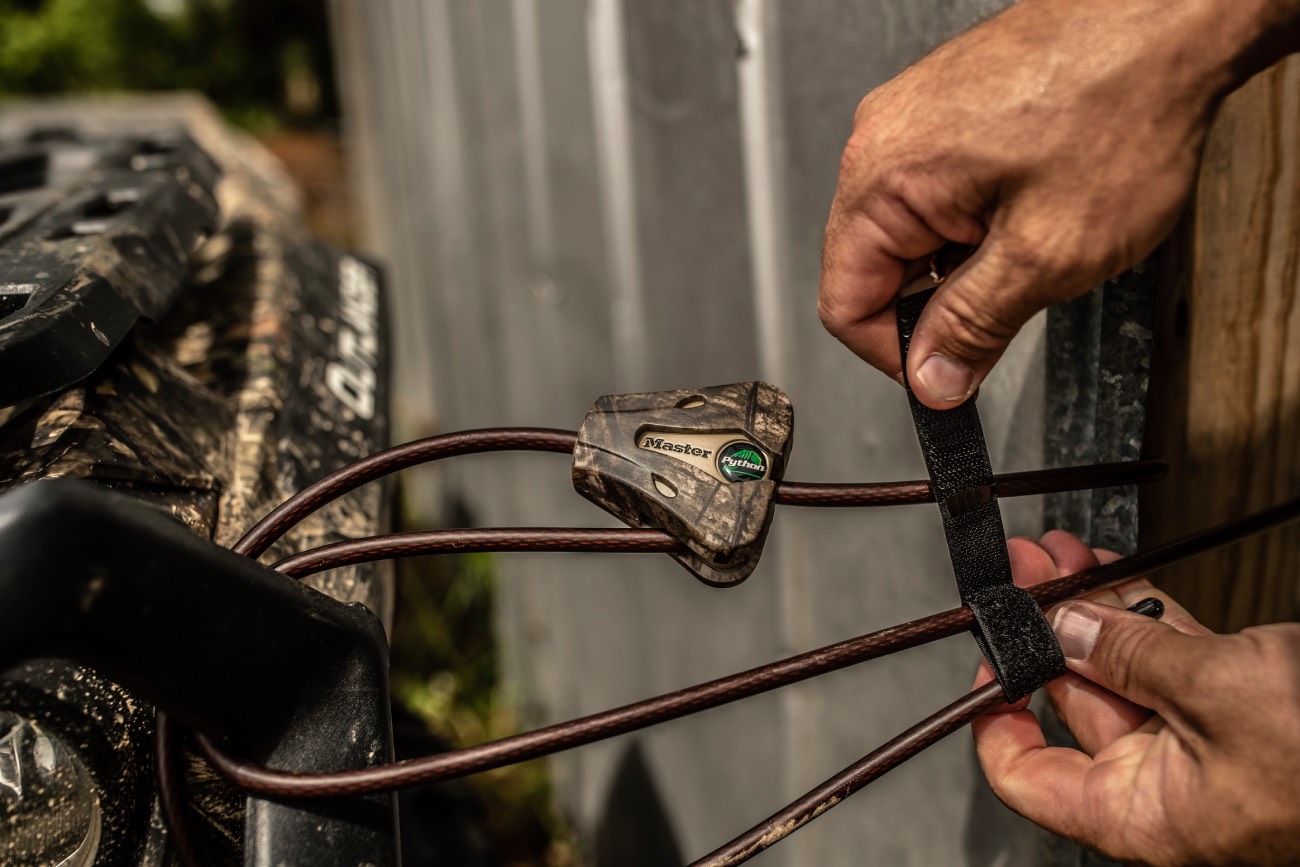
[158,429,573,867]
[231,428,579,559]
[274,527,685,578]
[690,598,1165,867]
[193,492,1300,799]
[270,457,1166,581]
[230,426,1165,561]
[773,459,1166,506]
[154,713,211,867]
[195,602,975,797]
[154,425,1162,863]
[688,682,1006,867]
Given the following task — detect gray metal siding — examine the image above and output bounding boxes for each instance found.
[331,1,1046,863]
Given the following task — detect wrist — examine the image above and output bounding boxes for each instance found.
[1194,0,1300,97]
[1007,0,1300,123]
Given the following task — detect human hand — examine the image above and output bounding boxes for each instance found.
[819,0,1299,408]
[972,531,1300,865]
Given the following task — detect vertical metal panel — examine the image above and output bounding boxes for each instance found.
[763,2,1034,861]
[1145,58,1300,631]
[735,0,793,386]
[332,1,1048,864]
[588,0,649,387]
[619,0,760,389]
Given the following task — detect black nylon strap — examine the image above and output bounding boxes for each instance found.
[896,286,1065,701]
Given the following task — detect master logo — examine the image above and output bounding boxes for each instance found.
[717,442,767,482]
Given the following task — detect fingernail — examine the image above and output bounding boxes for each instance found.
[1052,604,1102,661]
[916,354,975,402]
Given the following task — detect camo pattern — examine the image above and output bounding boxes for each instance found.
[0,97,392,867]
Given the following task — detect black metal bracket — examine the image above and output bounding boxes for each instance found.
[0,479,397,866]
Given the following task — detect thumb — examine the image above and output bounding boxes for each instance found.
[1050,600,1208,714]
[904,241,1052,409]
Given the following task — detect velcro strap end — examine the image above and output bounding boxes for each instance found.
[965,585,1066,701]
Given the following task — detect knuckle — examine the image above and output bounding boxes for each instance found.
[998,234,1059,278]
[1095,620,1187,701]
[838,139,864,184]
[852,93,873,126]
[852,89,886,131]
[841,113,894,186]
[930,289,1020,361]
[1258,621,1300,655]
[1093,620,1146,694]
[1234,626,1300,702]
[817,289,856,340]
[839,124,882,186]
[817,294,844,334]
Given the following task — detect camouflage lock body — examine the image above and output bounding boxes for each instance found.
[572,381,793,586]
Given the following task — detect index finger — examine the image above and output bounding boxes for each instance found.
[971,708,1104,842]
[818,195,945,380]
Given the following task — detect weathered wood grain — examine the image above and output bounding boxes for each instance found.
[1145,58,1300,632]
[331,1,1061,865]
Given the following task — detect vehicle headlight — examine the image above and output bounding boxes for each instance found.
[0,711,101,867]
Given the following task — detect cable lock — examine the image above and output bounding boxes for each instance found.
[153,415,1210,865]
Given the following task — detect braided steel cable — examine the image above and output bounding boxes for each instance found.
[774,459,1166,506]
[267,461,1167,580]
[231,428,579,559]
[690,682,1007,867]
[274,527,685,578]
[191,492,1300,800]
[154,714,211,867]
[149,424,1165,865]
[690,599,1167,867]
[227,427,1166,561]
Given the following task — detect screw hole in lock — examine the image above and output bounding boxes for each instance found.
[676,395,706,409]
[652,475,678,498]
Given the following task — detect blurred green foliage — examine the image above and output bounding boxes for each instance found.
[0,0,337,130]
[391,548,580,866]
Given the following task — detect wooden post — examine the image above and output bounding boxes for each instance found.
[1144,58,1300,633]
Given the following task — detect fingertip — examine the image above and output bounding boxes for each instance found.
[1108,582,1214,637]
[835,312,906,381]
[1006,536,1043,560]
[1091,547,1123,565]
[1039,530,1101,576]
[1007,536,1059,589]
[971,708,1048,781]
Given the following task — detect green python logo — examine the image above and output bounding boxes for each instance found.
[717,442,768,482]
